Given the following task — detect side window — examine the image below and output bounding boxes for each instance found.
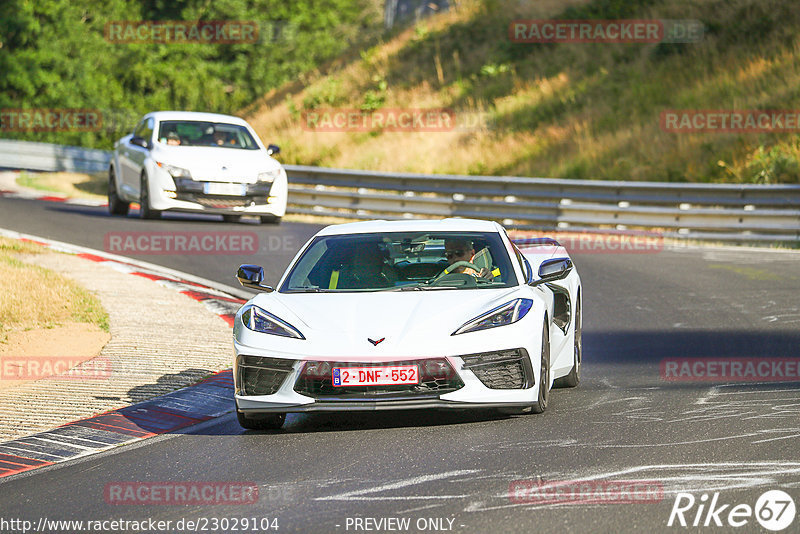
[134,117,154,141]
[133,120,146,138]
[141,117,154,141]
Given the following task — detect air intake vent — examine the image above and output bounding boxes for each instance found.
[237,355,296,396]
[461,349,533,389]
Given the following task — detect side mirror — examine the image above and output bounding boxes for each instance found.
[237,264,274,292]
[530,257,573,286]
[267,144,280,156]
[130,136,150,149]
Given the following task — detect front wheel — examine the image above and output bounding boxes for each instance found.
[108,167,130,216]
[139,174,161,220]
[260,215,281,225]
[236,410,285,430]
[531,322,550,414]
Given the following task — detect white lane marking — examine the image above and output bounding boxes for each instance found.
[315,469,479,502]
[26,436,98,451]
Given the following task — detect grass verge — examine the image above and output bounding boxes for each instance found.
[16,171,106,201]
[0,237,110,343]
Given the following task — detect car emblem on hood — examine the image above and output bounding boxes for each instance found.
[368,337,385,346]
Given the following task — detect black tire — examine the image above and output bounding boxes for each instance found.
[139,174,161,220]
[222,214,243,224]
[531,322,550,414]
[555,299,581,388]
[108,167,130,216]
[260,215,282,225]
[236,410,285,430]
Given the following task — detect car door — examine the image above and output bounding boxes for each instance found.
[125,117,154,197]
[118,119,144,196]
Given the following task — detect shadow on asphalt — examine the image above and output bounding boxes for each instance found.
[209,408,524,436]
[126,368,215,403]
[584,329,800,363]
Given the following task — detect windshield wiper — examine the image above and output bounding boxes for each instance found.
[399,283,457,291]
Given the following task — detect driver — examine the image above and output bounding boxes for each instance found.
[443,238,489,277]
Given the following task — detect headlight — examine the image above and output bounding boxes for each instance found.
[452,299,533,335]
[241,305,305,339]
[257,169,281,182]
[156,161,192,179]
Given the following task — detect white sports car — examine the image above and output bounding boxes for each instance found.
[109,111,287,223]
[233,218,582,429]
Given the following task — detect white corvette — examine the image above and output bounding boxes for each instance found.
[233,218,582,429]
[109,111,287,223]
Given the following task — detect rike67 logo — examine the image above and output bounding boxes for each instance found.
[668,490,796,531]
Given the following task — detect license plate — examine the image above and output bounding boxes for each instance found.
[332,365,419,387]
[204,182,246,196]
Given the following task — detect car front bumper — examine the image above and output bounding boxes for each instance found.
[147,170,288,216]
[234,350,539,414]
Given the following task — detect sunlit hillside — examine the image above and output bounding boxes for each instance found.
[245,0,800,183]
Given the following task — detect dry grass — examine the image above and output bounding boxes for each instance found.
[245,0,800,183]
[0,238,109,342]
[16,171,106,200]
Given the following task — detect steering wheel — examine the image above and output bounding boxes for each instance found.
[431,261,481,284]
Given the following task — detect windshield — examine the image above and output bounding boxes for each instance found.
[156,120,259,149]
[280,231,518,292]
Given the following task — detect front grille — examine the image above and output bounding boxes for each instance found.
[237,355,296,396]
[173,179,272,209]
[461,349,533,389]
[294,358,464,400]
[194,197,255,208]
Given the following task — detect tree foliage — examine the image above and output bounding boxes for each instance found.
[0,0,380,147]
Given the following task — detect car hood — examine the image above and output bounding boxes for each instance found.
[150,146,280,182]
[248,287,522,358]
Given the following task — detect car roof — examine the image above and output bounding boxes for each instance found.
[143,111,250,126]
[316,218,504,236]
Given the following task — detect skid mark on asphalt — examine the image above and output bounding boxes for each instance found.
[461,462,800,513]
[306,461,800,515]
[314,469,479,502]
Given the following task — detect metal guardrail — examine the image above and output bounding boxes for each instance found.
[1,139,799,243]
[284,165,800,243]
[0,139,111,174]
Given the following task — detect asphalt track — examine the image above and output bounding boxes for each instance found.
[1,195,799,533]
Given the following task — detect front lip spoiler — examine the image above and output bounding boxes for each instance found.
[157,205,276,215]
[238,400,534,413]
